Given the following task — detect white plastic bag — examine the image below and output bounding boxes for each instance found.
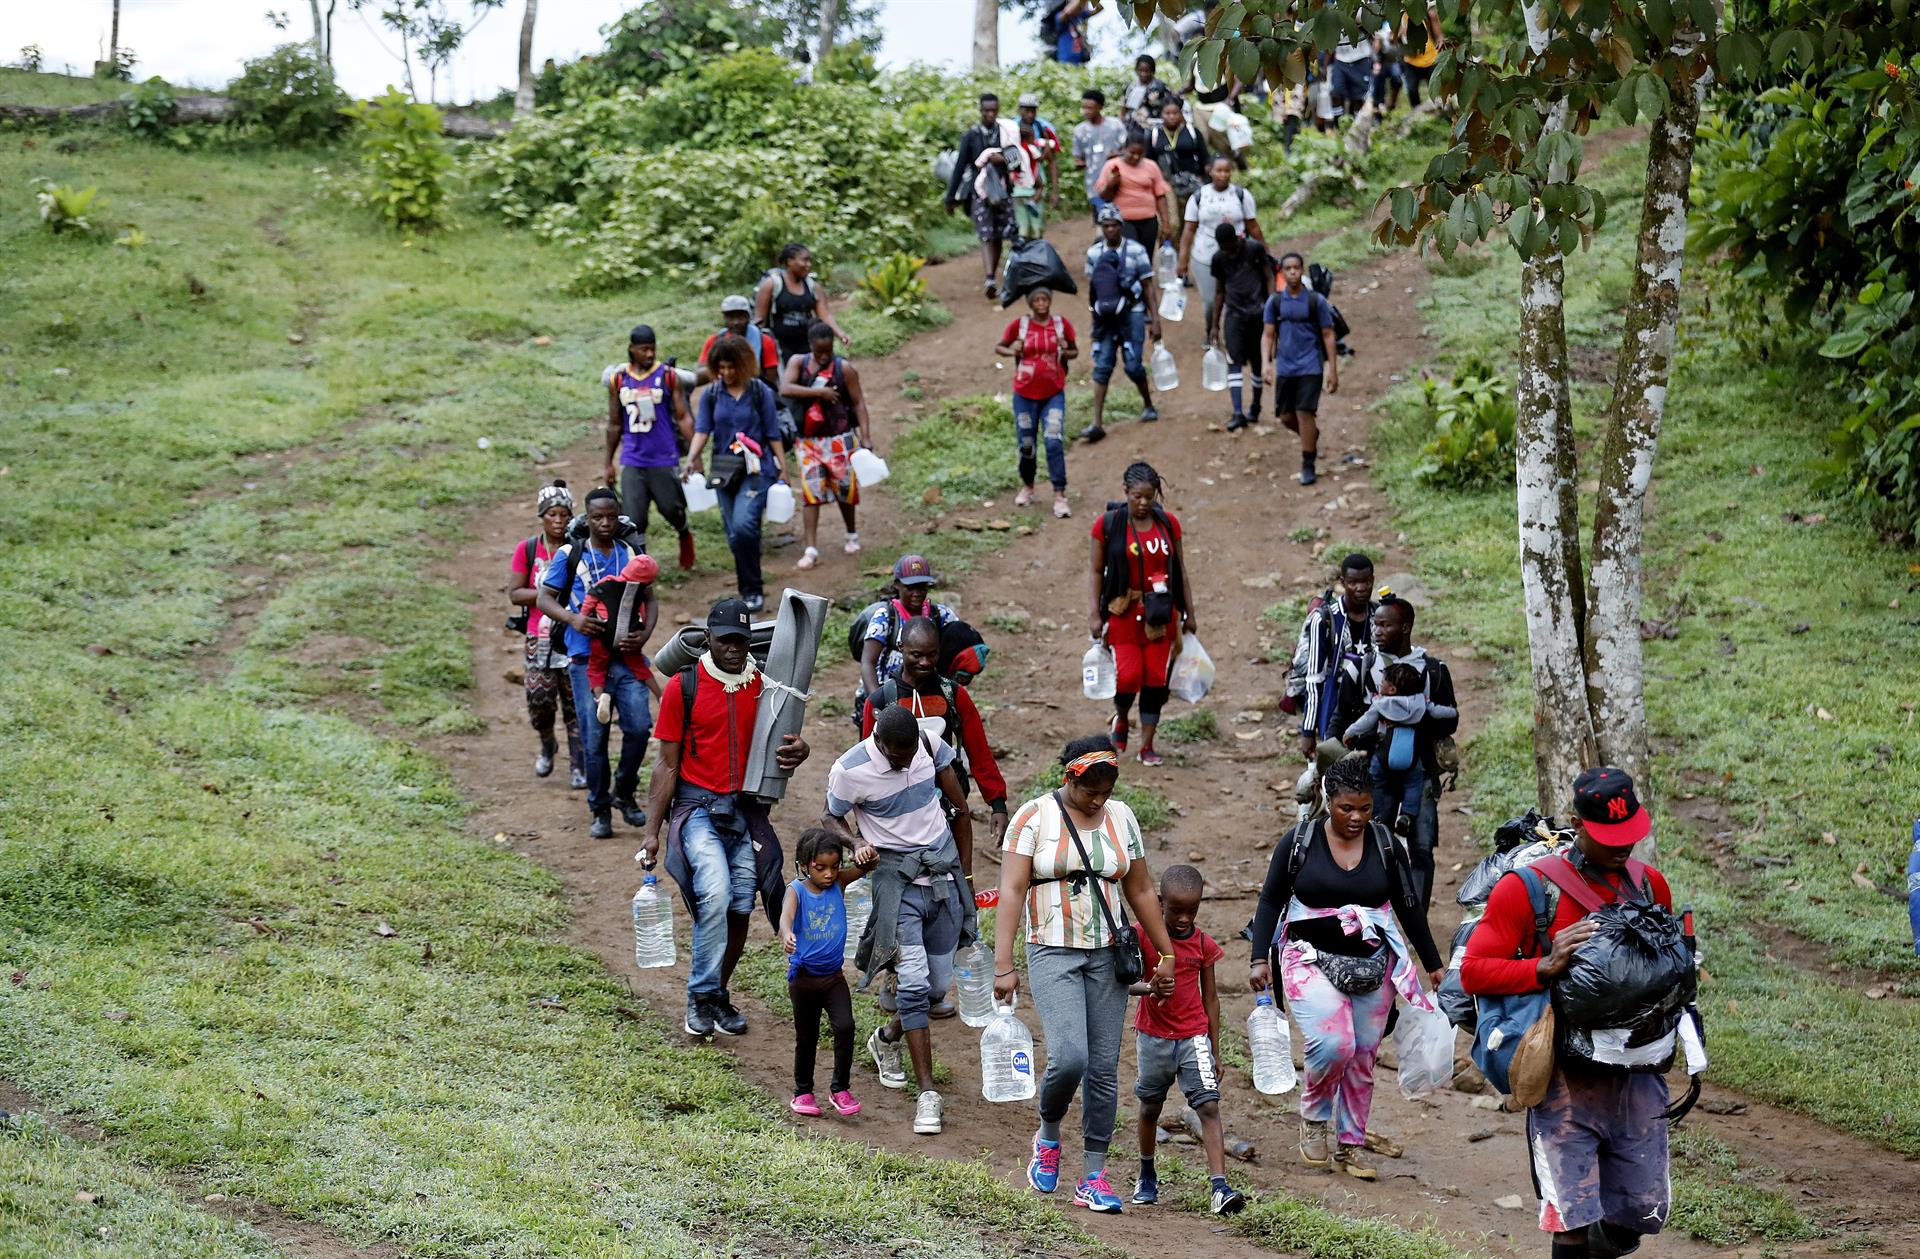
[1166,632,1214,703]
[1394,1002,1456,1099]
[1225,110,1254,151]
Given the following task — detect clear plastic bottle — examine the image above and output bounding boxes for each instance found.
[842,877,873,965]
[631,875,675,969]
[1202,345,1229,392]
[955,939,996,1028]
[1155,240,1179,288]
[1247,993,1297,1095]
[981,997,1038,1102]
[1081,640,1116,700]
[1151,340,1179,391]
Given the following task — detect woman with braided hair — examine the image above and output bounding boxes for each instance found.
[1246,755,1443,1181]
[1088,461,1195,766]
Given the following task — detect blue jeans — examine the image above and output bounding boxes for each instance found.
[1090,308,1147,386]
[570,658,653,814]
[1013,392,1068,490]
[714,474,767,600]
[1370,759,1438,908]
[681,804,760,998]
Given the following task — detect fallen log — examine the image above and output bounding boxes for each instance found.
[0,94,507,139]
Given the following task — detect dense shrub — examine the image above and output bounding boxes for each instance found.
[226,44,350,145]
[1413,354,1516,489]
[570,0,774,94]
[345,89,451,232]
[121,77,176,141]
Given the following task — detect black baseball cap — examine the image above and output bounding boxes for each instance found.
[1572,766,1651,847]
[706,597,752,640]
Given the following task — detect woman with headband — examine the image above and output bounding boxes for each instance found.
[1089,461,1196,766]
[506,479,585,787]
[994,735,1177,1214]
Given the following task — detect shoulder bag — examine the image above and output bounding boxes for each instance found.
[1050,790,1144,983]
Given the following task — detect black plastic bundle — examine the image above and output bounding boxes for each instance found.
[1000,238,1079,307]
[1436,915,1480,1031]
[1556,901,1696,1032]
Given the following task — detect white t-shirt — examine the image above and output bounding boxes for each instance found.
[1183,184,1257,265]
[1333,37,1375,62]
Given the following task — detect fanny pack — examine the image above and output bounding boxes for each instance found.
[1305,942,1387,995]
[1051,791,1144,984]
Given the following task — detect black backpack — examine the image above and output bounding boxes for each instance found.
[1307,262,1354,349]
[846,598,906,663]
[1089,245,1134,322]
[544,516,645,652]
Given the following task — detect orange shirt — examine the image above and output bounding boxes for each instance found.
[1098,156,1169,221]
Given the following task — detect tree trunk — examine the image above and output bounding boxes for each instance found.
[309,0,326,63]
[514,0,538,115]
[1515,242,1598,818]
[817,0,839,66]
[111,0,121,65]
[1585,51,1710,859]
[972,0,998,70]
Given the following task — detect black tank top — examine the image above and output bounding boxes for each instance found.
[770,276,819,361]
[1288,830,1389,956]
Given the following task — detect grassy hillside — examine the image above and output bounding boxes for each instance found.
[1372,140,1920,1155]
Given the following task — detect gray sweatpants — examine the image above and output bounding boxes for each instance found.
[1028,943,1129,1156]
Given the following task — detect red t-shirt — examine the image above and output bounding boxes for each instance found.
[1460,860,1673,996]
[1001,315,1076,400]
[1092,510,1182,602]
[700,330,780,374]
[1136,929,1224,1041]
[653,668,764,795]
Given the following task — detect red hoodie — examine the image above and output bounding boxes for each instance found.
[582,554,660,690]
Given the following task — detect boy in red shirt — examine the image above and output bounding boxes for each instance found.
[1128,864,1245,1216]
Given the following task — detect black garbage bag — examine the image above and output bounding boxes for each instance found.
[1456,837,1565,908]
[1436,915,1481,1033]
[1556,901,1696,1032]
[1493,809,1572,854]
[1000,237,1078,308]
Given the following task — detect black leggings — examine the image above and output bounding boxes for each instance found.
[789,970,855,1095]
[1114,685,1170,727]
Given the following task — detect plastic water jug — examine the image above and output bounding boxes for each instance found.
[1157,281,1187,323]
[763,480,796,524]
[849,446,890,487]
[682,471,717,514]
[1151,341,1179,391]
[1202,345,1229,392]
[955,939,996,1028]
[631,875,675,969]
[842,877,873,965]
[981,996,1038,1102]
[1081,640,1116,700]
[1155,240,1179,289]
[1248,993,1297,1094]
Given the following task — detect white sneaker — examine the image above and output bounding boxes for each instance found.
[796,546,819,571]
[843,533,861,555]
[868,1026,906,1090]
[913,1090,944,1135]
[1014,485,1035,508]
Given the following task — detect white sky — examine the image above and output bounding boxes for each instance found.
[10,1,1138,101]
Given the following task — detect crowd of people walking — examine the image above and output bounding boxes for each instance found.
[489,55,1699,1259]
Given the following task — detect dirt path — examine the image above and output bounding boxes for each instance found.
[435,238,1916,1257]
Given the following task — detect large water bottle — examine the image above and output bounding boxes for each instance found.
[1157,281,1187,323]
[631,875,675,969]
[1202,345,1229,392]
[981,996,1038,1102]
[1151,340,1179,391]
[842,877,873,965]
[1155,240,1179,289]
[955,939,996,1028]
[1081,640,1116,700]
[1247,993,1297,1095]
[763,480,797,524]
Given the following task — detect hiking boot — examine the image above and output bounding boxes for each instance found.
[913,1090,944,1135]
[1210,1182,1247,1215]
[1334,1143,1378,1181]
[867,1026,907,1089]
[677,531,696,570]
[790,1092,822,1117]
[589,811,613,840]
[1226,412,1250,432]
[1299,1118,1331,1168]
[1027,1135,1062,1193]
[616,796,647,828]
[684,995,715,1038]
[710,992,747,1036]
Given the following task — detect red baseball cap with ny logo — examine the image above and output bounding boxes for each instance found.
[1572,766,1652,847]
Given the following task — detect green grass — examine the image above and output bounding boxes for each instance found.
[1374,136,1920,1154]
[0,101,1082,1259]
[1157,708,1219,744]
[0,1112,289,1259]
[1667,1127,1820,1246]
[1156,1153,1475,1259]
[0,66,166,106]
[888,394,1022,507]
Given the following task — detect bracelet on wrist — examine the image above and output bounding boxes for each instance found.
[995,969,1016,977]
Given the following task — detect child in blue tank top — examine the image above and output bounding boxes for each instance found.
[780,829,872,1118]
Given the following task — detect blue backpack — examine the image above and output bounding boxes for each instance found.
[1089,246,1134,322]
[1468,864,1558,1094]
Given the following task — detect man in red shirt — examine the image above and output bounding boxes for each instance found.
[1461,767,1675,1259]
[861,617,1008,839]
[695,295,781,389]
[641,598,810,1040]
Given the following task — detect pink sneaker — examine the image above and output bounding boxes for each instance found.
[789,1093,822,1117]
[829,1089,862,1116]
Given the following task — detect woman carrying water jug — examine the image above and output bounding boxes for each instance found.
[1088,461,1195,767]
[993,736,1176,1214]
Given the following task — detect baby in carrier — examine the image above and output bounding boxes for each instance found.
[1342,662,1457,837]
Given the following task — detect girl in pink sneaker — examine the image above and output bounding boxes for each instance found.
[780,829,873,1118]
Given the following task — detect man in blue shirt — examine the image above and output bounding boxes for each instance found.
[1083,205,1162,443]
[535,487,653,839]
[1260,250,1339,485]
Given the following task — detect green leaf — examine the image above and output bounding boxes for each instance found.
[1228,38,1262,86]
[1818,330,1872,359]
[1390,187,1419,230]
[1644,0,1674,43]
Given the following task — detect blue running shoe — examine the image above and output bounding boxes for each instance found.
[1074,1172,1125,1214]
[1027,1136,1061,1194]
[1130,1174,1159,1206]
